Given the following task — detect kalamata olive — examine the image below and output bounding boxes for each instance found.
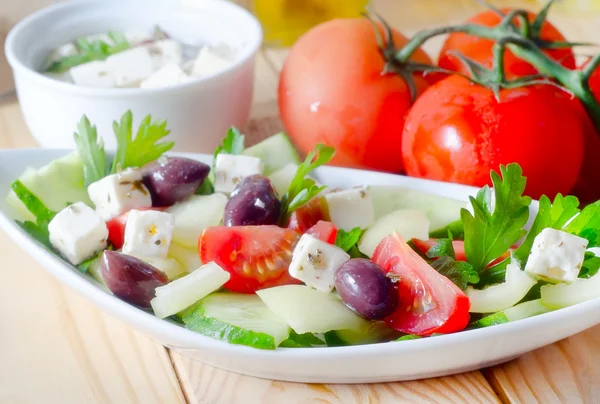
[101,251,168,308]
[142,157,210,207]
[224,175,281,226]
[334,258,398,320]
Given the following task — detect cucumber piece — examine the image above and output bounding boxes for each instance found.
[133,255,186,281]
[467,261,537,313]
[183,293,290,349]
[268,163,299,196]
[467,312,508,329]
[359,209,429,257]
[243,132,301,175]
[541,273,600,308]
[166,193,227,247]
[6,152,91,221]
[325,322,399,346]
[168,241,202,273]
[87,256,110,292]
[257,285,370,334]
[279,331,325,348]
[369,186,464,232]
[151,262,230,318]
[503,299,552,322]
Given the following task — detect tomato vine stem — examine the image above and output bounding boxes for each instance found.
[393,20,600,134]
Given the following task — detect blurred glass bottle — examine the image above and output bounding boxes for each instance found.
[253,0,369,47]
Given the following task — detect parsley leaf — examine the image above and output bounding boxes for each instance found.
[429,219,464,239]
[579,252,600,279]
[424,238,455,259]
[46,33,130,73]
[213,127,245,162]
[335,228,362,252]
[462,164,531,273]
[195,179,215,195]
[430,256,479,290]
[11,180,57,248]
[564,201,600,248]
[279,144,334,223]
[467,312,508,329]
[110,110,174,173]
[73,115,107,186]
[396,334,422,341]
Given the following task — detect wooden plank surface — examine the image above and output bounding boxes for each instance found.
[2,1,600,403]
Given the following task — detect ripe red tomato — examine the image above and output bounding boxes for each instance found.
[372,233,470,335]
[306,221,338,244]
[198,226,301,293]
[412,239,467,261]
[401,75,585,199]
[438,9,575,80]
[106,207,163,249]
[287,197,328,234]
[279,18,432,173]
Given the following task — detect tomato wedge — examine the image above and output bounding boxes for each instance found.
[413,239,466,261]
[287,197,328,234]
[199,226,301,293]
[306,221,338,244]
[372,233,470,335]
[106,207,163,249]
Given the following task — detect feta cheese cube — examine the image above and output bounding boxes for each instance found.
[324,187,375,231]
[124,31,153,46]
[524,228,588,284]
[106,47,155,87]
[140,63,188,89]
[191,47,231,77]
[148,39,183,69]
[48,202,108,265]
[87,168,153,221]
[214,154,264,193]
[289,234,350,292]
[49,43,77,62]
[122,210,174,258]
[69,61,115,88]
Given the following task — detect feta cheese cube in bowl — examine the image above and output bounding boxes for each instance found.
[5,0,262,153]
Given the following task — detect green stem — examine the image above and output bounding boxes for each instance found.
[492,42,507,84]
[394,23,600,135]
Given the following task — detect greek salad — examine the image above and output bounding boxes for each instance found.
[7,111,600,350]
[43,27,234,89]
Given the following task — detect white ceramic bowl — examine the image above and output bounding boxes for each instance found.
[3,148,600,383]
[4,0,262,152]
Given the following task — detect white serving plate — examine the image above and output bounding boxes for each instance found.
[1,148,600,384]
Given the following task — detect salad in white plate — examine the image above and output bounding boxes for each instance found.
[44,27,234,89]
[7,110,600,350]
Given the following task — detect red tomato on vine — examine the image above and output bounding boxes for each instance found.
[279,18,432,173]
[401,75,585,199]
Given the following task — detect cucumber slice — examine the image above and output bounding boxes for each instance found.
[467,261,537,313]
[87,256,110,291]
[168,241,202,273]
[503,299,552,321]
[369,186,464,232]
[467,312,508,329]
[268,163,299,196]
[325,322,399,346]
[151,262,230,318]
[243,132,301,175]
[182,293,290,349]
[6,152,91,221]
[257,285,370,334]
[541,273,600,308]
[133,255,186,281]
[359,209,429,257]
[166,193,227,247]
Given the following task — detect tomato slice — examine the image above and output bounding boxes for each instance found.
[372,233,470,335]
[287,197,328,234]
[413,239,466,261]
[306,220,338,244]
[199,226,301,293]
[106,207,163,249]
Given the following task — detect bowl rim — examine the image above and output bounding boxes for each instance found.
[4,0,263,97]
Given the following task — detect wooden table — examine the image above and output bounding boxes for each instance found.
[2,2,600,403]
